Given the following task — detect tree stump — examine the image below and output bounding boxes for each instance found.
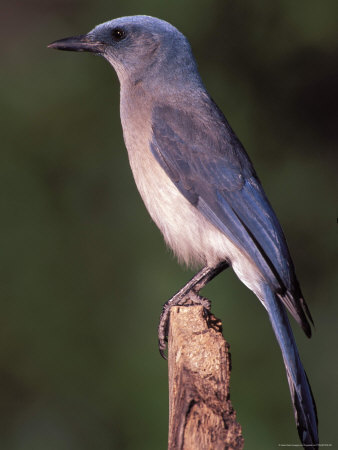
[168,305,244,450]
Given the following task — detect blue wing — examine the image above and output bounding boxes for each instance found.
[150,102,313,336]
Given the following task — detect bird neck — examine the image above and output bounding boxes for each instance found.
[118,38,204,100]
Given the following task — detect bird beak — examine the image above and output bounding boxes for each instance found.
[47,34,105,53]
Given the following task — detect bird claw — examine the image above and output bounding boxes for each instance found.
[157,290,211,359]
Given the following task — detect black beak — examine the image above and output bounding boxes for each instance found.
[47,34,105,53]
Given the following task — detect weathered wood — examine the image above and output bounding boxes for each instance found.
[168,305,244,450]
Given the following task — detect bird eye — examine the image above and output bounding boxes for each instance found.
[111,28,126,41]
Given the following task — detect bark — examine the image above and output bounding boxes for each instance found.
[168,305,244,450]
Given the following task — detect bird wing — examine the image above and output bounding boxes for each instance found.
[150,102,312,335]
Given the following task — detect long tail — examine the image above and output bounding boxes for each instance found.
[262,285,319,449]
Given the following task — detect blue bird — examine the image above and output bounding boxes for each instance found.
[48,15,319,448]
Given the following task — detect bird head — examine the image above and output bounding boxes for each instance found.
[48,15,198,87]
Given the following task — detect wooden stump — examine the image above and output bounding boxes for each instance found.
[168,305,244,450]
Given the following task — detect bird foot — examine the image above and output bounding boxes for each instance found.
[158,290,211,359]
[157,262,229,359]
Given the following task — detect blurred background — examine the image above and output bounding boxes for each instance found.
[1,0,337,448]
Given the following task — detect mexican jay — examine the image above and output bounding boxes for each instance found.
[48,15,318,448]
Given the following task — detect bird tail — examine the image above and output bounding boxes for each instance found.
[262,285,319,449]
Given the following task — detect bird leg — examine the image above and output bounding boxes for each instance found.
[158,260,230,358]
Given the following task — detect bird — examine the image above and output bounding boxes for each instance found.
[48,15,319,448]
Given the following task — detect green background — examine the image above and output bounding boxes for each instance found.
[1,0,337,448]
